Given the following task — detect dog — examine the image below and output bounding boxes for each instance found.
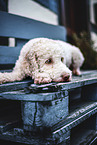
[0,38,84,84]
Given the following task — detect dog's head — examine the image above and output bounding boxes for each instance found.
[24,39,72,84]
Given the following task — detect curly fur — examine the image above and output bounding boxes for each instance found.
[0,38,84,84]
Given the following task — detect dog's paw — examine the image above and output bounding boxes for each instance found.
[72,68,81,76]
[34,73,52,84]
[0,72,4,84]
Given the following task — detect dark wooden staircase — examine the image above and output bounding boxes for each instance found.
[0,70,97,144]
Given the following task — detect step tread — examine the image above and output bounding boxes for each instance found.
[0,70,97,98]
[52,101,97,133]
[0,71,97,100]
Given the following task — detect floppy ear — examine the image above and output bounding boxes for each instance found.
[28,51,40,70]
[21,50,40,79]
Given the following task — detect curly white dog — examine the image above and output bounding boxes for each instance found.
[0,38,84,84]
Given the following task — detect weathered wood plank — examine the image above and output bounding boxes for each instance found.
[0,71,97,99]
[0,11,66,41]
[0,120,19,134]
[71,129,96,145]
[0,79,33,93]
[52,102,97,134]
[0,102,97,144]
[0,91,68,101]
[22,96,68,131]
[0,46,21,65]
[0,128,54,145]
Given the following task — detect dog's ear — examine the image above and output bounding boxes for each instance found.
[25,51,37,64]
[33,53,40,70]
[34,53,38,62]
[25,51,31,63]
[24,51,35,66]
[24,51,40,74]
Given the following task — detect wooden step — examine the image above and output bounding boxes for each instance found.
[52,101,97,144]
[0,102,97,144]
[52,101,97,133]
[0,70,97,94]
[0,70,97,144]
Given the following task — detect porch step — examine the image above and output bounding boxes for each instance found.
[0,70,97,94]
[0,70,97,144]
[0,101,96,144]
[53,101,97,132]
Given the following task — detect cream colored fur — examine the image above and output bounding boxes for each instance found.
[0,38,84,84]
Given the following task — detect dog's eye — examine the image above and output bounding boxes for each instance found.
[61,57,64,62]
[45,58,53,64]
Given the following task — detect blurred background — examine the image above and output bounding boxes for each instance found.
[0,0,97,69]
[0,0,97,43]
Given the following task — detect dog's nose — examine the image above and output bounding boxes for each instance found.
[62,74,70,81]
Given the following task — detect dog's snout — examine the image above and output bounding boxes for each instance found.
[62,74,70,81]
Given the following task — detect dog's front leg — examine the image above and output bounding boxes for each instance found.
[72,68,81,76]
[0,70,25,84]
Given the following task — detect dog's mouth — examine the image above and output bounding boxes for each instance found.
[34,72,72,84]
[52,74,72,83]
